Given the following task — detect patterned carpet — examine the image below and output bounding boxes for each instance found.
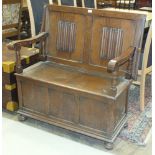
[119,75,152,146]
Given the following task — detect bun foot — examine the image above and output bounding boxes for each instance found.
[18,114,27,121]
[104,142,113,150]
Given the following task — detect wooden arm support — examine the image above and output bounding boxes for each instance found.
[7,32,49,73]
[107,47,135,73]
[7,32,49,51]
[107,47,135,92]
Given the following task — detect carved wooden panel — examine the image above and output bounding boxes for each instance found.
[57,21,76,53]
[47,11,85,63]
[90,17,136,68]
[100,27,124,59]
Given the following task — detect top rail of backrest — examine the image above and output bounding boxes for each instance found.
[43,5,146,73]
[46,4,146,19]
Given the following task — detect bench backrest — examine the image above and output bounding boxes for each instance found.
[42,5,145,79]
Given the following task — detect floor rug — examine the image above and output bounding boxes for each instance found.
[118,75,152,146]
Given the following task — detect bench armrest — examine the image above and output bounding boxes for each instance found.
[107,47,135,73]
[7,32,49,73]
[7,32,49,51]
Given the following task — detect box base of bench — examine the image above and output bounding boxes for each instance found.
[15,62,130,149]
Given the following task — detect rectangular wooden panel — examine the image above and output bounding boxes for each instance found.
[46,11,86,62]
[48,89,78,123]
[21,81,48,114]
[79,96,112,132]
[100,27,123,59]
[90,16,136,67]
[57,21,76,52]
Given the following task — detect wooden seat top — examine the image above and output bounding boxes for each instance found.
[18,61,129,97]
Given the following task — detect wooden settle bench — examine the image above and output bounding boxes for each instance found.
[8,5,146,149]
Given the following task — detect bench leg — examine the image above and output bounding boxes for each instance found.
[18,114,27,121]
[104,142,114,150]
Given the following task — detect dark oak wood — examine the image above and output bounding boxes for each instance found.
[8,5,146,148]
[7,32,48,73]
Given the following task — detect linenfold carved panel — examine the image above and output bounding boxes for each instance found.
[57,21,76,52]
[100,27,124,59]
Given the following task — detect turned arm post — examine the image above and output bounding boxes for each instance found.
[111,71,118,92]
[40,37,48,61]
[107,47,136,91]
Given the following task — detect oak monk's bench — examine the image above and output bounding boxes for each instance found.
[8,5,146,149]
